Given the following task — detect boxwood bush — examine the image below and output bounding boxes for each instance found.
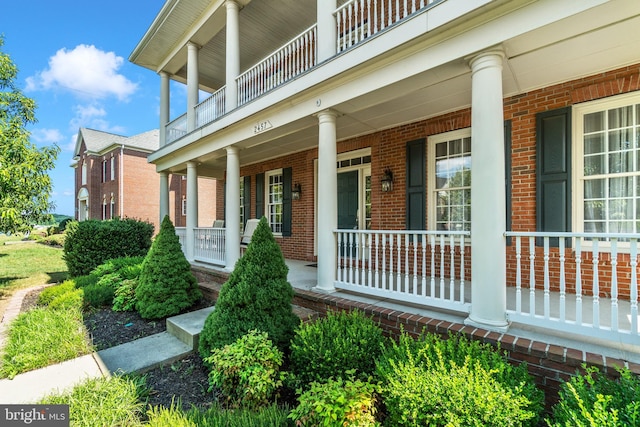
[376,332,544,426]
[199,217,299,361]
[63,218,153,277]
[548,365,640,426]
[135,216,201,319]
[289,309,386,389]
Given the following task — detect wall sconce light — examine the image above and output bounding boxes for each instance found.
[381,168,393,192]
[292,183,302,200]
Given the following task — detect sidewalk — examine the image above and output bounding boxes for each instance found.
[0,285,193,404]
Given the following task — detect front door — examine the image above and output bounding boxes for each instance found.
[338,171,359,229]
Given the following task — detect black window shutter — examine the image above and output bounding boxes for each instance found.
[505,120,512,244]
[282,167,292,237]
[406,138,426,231]
[536,107,572,244]
[256,173,264,220]
[243,176,251,227]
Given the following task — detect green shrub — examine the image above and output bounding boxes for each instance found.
[49,288,84,310]
[199,217,299,361]
[182,404,292,426]
[74,274,99,288]
[38,280,76,306]
[39,234,65,247]
[83,280,116,308]
[91,256,145,279]
[548,365,640,426]
[58,217,72,232]
[63,218,153,277]
[135,216,201,319]
[204,330,284,409]
[147,401,196,427]
[112,278,138,312]
[376,332,544,427]
[289,309,386,389]
[289,377,379,427]
[39,376,145,427]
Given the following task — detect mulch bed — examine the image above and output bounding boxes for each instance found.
[19,288,216,411]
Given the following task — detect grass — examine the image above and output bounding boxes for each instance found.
[0,234,67,297]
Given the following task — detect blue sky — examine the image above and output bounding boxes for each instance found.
[1,1,182,216]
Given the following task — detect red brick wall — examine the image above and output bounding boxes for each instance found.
[121,149,161,231]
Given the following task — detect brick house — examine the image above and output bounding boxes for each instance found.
[71,127,217,232]
[130,0,640,364]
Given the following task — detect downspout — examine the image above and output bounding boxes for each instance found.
[120,145,124,217]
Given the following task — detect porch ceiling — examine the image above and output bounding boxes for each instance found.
[149,0,640,178]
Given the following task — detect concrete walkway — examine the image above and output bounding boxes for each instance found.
[0,286,212,404]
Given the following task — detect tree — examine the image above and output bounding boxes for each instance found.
[0,37,60,234]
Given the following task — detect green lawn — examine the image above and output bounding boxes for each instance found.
[0,234,67,298]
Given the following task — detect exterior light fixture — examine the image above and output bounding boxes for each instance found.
[292,183,302,200]
[381,168,393,192]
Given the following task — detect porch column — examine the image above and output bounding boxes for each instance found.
[185,161,199,262]
[159,71,170,147]
[315,109,338,293]
[317,0,337,63]
[225,0,240,112]
[187,42,200,132]
[225,146,241,270]
[465,49,508,331]
[159,171,169,223]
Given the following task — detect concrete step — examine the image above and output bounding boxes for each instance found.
[166,306,215,350]
[96,332,192,374]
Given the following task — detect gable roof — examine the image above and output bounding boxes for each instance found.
[72,128,159,159]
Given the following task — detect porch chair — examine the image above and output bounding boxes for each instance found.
[212,219,224,228]
[240,218,260,252]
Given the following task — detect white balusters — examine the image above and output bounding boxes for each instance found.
[592,238,600,328]
[559,237,566,322]
[515,236,522,313]
[543,237,550,319]
[630,240,638,335]
[610,238,619,332]
[529,236,536,316]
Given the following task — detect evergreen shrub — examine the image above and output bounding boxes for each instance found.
[38,280,76,306]
[48,288,84,311]
[135,216,201,319]
[63,218,153,277]
[198,217,299,361]
[376,332,544,426]
[548,365,640,426]
[289,309,386,389]
[204,330,284,409]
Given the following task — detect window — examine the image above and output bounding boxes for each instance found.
[110,194,115,218]
[181,197,187,216]
[266,169,283,233]
[576,93,640,235]
[81,161,87,185]
[110,156,115,181]
[102,195,107,220]
[102,159,107,182]
[365,174,372,230]
[429,129,471,231]
[239,178,245,234]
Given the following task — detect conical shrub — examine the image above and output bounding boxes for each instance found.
[135,215,201,319]
[199,217,300,362]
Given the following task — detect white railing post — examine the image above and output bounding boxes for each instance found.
[543,237,550,319]
[631,239,638,335]
[592,238,600,328]
[559,237,566,322]
[610,238,619,332]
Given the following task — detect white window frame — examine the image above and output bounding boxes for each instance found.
[110,156,115,181]
[573,91,640,240]
[181,197,187,216]
[239,177,245,234]
[265,169,283,235]
[102,195,107,220]
[81,160,87,185]
[102,159,107,182]
[110,193,115,218]
[427,128,472,231]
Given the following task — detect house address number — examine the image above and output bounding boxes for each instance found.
[254,120,272,134]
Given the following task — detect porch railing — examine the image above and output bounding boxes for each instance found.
[194,227,226,266]
[175,227,186,251]
[236,25,317,106]
[196,87,226,128]
[335,229,471,314]
[166,113,188,144]
[335,0,444,52]
[505,231,640,345]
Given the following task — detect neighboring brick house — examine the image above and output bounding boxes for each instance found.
[71,128,217,232]
[130,0,640,352]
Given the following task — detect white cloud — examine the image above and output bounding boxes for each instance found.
[68,103,126,135]
[31,128,64,144]
[26,44,138,101]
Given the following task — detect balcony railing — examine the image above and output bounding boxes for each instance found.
[335,0,443,52]
[194,227,226,266]
[237,25,317,106]
[335,229,471,314]
[166,113,187,144]
[505,232,640,345]
[176,227,186,251]
[196,87,226,128]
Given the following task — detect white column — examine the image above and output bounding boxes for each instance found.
[159,171,169,224]
[185,161,199,262]
[159,71,170,147]
[465,49,508,331]
[187,42,200,132]
[314,110,338,292]
[317,0,337,63]
[225,146,241,270]
[226,0,240,112]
